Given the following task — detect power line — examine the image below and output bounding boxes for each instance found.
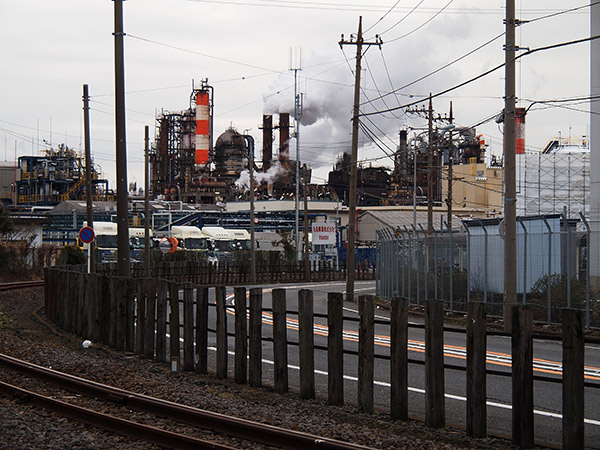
[361,35,600,118]
[384,0,455,44]
[364,0,403,34]
[361,32,505,106]
[368,0,425,39]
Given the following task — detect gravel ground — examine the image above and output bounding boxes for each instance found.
[0,287,535,449]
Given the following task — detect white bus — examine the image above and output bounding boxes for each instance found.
[227,229,252,250]
[170,225,208,251]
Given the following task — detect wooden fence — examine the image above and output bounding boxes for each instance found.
[91,260,374,285]
[44,267,586,449]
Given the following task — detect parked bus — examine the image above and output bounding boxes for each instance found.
[129,227,154,261]
[201,226,233,262]
[79,222,153,263]
[227,229,252,250]
[169,225,208,251]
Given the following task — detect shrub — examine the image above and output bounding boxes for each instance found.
[56,245,86,266]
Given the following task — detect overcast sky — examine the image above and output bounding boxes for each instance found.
[0,1,591,189]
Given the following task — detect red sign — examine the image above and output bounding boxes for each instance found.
[79,226,95,244]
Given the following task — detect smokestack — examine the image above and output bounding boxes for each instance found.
[279,112,290,161]
[396,129,408,176]
[195,90,210,165]
[262,114,273,171]
[515,107,526,154]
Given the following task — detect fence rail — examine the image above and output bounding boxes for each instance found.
[89,260,374,284]
[45,267,589,448]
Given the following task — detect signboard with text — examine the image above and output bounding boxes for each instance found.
[311,223,336,245]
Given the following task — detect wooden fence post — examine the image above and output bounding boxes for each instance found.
[563,308,584,450]
[66,271,76,333]
[425,299,445,428]
[467,302,487,438]
[135,279,146,355]
[125,278,136,353]
[298,289,315,399]
[84,274,97,341]
[234,287,247,384]
[100,275,111,346]
[327,292,344,405]
[56,270,67,329]
[249,288,262,387]
[169,282,181,370]
[144,279,157,360]
[511,305,534,448]
[108,277,117,348]
[183,284,194,371]
[391,297,408,421]
[90,273,102,343]
[74,271,84,335]
[215,286,228,379]
[119,278,130,351]
[155,280,168,363]
[359,295,374,413]
[272,288,288,394]
[195,286,209,374]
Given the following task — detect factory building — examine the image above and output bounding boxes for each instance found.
[12,144,111,206]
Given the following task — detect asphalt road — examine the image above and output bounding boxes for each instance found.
[199,280,600,448]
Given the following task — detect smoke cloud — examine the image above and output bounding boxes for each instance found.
[260,22,472,178]
[235,160,287,191]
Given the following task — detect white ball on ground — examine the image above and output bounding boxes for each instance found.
[82,340,92,349]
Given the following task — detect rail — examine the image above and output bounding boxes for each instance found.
[0,353,374,450]
[0,280,44,291]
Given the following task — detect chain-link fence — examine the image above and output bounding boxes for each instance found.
[376,214,600,329]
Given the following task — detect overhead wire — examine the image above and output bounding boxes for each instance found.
[370,0,425,39]
[384,0,455,44]
[363,0,403,34]
[361,31,506,106]
[360,34,600,117]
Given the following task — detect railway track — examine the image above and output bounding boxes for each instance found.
[0,280,44,291]
[0,353,375,450]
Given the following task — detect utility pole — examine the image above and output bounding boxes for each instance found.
[503,0,517,331]
[114,0,130,277]
[292,61,303,263]
[243,134,257,284]
[339,16,381,302]
[144,126,150,278]
[447,102,453,228]
[83,84,95,273]
[427,94,434,235]
[303,167,310,281]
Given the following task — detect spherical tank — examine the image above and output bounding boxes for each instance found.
[214,127,248,178]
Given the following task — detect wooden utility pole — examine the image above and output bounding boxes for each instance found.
[503,0,517,331]
[427,95,434,235]
[83,84,94,272]
[114,0,130,277]
[339,17,381,302]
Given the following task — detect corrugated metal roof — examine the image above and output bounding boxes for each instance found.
[359,209,462,231]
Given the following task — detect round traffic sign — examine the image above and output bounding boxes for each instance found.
[159,237,171,254]
[159,237,179,254]
[79,226,95,244]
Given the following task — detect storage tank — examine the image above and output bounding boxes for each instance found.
[213,127,248,180]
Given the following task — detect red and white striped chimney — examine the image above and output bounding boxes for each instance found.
[195,91,210,165]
